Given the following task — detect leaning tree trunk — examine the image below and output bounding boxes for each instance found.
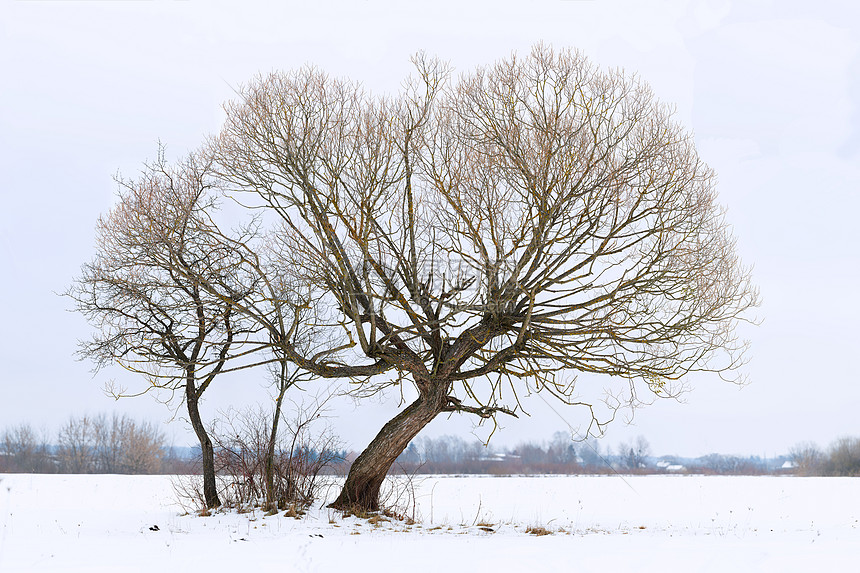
[186,375,221,509]
[329,381,449,512]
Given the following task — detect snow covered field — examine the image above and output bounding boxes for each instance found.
[1,473,857,572]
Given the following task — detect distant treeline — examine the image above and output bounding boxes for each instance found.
[4,418,860,477]
[0,413,348,477]
[0,415,192,474]
[391,434,860,477]
[391,433,797,476]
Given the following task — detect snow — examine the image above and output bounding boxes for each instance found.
[1,473,857,572]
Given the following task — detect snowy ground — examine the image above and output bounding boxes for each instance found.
[1,473,857,572]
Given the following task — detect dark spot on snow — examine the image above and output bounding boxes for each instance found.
[149,525,160,531]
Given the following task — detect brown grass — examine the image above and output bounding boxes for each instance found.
[526,526,552,536]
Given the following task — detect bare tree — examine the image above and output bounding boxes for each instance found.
[56,414,167,474]
[93,414,167,474]
[208,45,759,511]
[789,442,824,476]
[823,437,860,477]
[57,415,97,473]
[548,431,578,466]
[68,149,262,507]
[1,424,53,473]
[261,361,313,513]
[617,435,651,470]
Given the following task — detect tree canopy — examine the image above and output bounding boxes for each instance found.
[74,45,758,512]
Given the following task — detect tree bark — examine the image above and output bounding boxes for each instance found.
[329,381,448,512]
[186,374,220,509]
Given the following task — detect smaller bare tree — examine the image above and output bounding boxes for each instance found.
[261,361,311,513]
[68,149,262,507]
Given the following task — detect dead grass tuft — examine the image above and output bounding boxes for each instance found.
[526,526,553,536]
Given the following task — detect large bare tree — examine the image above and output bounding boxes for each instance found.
[212,45,754,511]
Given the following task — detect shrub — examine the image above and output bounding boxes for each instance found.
[206,404,344,513]
[823,437,860,477]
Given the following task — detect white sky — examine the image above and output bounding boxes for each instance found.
[1,0,858,458]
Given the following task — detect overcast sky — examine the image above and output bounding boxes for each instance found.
[1,0,858,458]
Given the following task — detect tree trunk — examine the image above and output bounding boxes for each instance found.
[329,382,448,512]
[186,376,220,509]
[265,370,288,513]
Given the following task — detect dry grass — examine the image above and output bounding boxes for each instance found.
[526,526,553,536]
[284,503,305,519]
